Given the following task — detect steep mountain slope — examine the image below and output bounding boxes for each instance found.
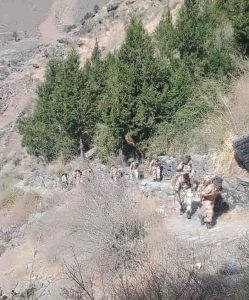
[0,0,183,175]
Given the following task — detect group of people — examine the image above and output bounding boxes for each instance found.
[110,156,163,182]
[61,169,85,189]
[173,155,223,229]
[110,154,224,229]
[62,154,224,229]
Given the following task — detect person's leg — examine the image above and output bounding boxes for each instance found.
[200,202,208,225]
[185,195,192,219]
[206,201,214,229]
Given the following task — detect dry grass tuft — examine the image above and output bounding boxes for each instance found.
[212,131,237,179]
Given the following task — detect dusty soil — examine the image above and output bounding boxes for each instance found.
[0,0,54,34]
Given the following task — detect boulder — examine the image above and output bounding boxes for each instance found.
[236,176,249,187]
[140,179,161,194]
[126,0,136,4]
[85,147,96,159]
[107,1,121,12]
[160,181,174,195]
[191,154,208,177]
[233,133,249,171]
[158,155,178,178]
[28,212,43,225]
[220,258,243,275]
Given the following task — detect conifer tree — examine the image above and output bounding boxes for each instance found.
[81,41,106,133]
[155,9,176,61]
[102,17,165,147]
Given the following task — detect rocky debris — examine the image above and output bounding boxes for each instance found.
[0,225,23,251]
[220,258,244,275]
[236,176,249,188]
[28,212,44,225]
[107,1,122,12]
[158,155,178,178]
[191,154,209,177]
[222,179,249,204]
[126,0,136,4]
[140,179,162,194]
[23,170,59,189]
[233,133,249,172]
[85,147,96,159]
[63,24,77,33]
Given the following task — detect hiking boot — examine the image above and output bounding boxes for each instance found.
[186,211,191,219]
[206,222,213,229]
[199,216,205,225]
[180,204,186,215]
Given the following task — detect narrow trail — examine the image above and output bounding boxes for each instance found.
[136,178,249,248]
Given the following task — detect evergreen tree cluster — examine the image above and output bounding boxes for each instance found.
[20,0,247,161]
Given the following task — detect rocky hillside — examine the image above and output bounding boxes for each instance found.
[1,0,249,298]
[0,0,182,176]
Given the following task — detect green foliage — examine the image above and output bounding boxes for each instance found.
[218,0,249,55]
[20,47,105,161]
[102,17,167,147]
[20,0,246,161]
[94,124,117,163]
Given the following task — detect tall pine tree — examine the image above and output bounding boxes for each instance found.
[102,17,166,147]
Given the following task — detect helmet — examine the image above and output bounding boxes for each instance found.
[183,155,191,163]
[213,176,223,188]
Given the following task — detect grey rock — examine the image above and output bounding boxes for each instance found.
[19,224,27,233]
[191,154,208,176]
[0,32,14,44]
[222,180,233,191]
[24,170,59,189]
[0,66,10,80]
[10,238,21,247]
[32,63,39,69]
[220,259,243,275]
[107,1,121,12]
[0,245,6,256]
[57,38,71,45]
[85,147,96,159]
[160,181,174,195]
[140,180,161,193]
[126,0,136,4]
[28,212,43,225]
[236,176,249,187]
[63,24,77,33]
[158,155,178,178]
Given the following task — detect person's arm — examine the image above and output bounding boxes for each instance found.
[201,185,216,199]
[174,181,181,203]
[176,162,183,172]
[149,160,154,173]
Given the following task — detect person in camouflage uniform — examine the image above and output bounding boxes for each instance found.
[73,169,84,186]
[176,155,194,176]
[129,159,139,180]
[61,173,69,189]
[199,176,223,229]
[149,156,162,181]
[172,155,194,187]
[174,169,193,219]
[110,164,119,182]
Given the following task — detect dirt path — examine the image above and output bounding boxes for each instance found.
[147,191,249,247]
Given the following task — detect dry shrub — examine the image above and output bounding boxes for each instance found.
[110,237,231,300]
[63,235,234,300]
[68,178,147,271]
[0,176,19,207]
[212,131,237,178]
[34,177,147,275]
